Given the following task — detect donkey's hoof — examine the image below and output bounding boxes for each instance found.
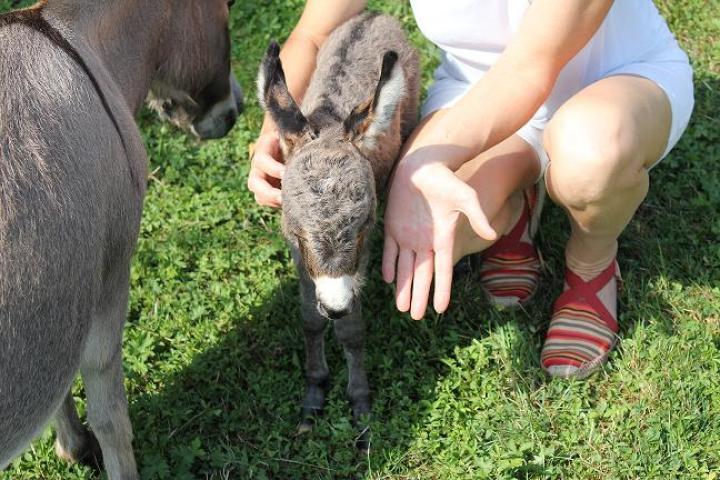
[55,431,103,471]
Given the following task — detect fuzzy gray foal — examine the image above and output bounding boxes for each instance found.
[258,12,420,447]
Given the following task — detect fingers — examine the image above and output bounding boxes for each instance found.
[253,149,286,180]
[248,132,285,208]
[410,250,433,320]
[395,249,415,313]
[392,247,441,320]
[247,167,282,207]
[382,236,398,283]
[433,247,453,314]
[458,184,497,241]
[254,130,280,153]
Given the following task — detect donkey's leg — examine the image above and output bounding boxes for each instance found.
[298,275,330,434]
[54,392,102,469]
[80,275,138,480]
[81,354,136,480]
[332,307,371,450]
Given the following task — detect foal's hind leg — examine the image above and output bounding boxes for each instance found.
[80,273,138,480]
[54,392,102,470]
[333,307,371,450]
[298,274,330,434]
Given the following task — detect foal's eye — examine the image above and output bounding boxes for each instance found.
[227,0,235,7]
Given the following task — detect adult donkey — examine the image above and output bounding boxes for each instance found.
[0,1,241,478]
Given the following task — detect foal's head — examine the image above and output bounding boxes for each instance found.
[147,0,243,139]
[258,43,407,319]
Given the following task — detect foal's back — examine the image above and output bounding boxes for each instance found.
[302,12,419,139]
[0,21,140,463]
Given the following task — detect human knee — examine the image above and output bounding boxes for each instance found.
[545,103,644,209]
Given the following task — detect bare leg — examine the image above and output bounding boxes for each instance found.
[297,272,330,433]
[54,392,102,469]
[80,273,137,480]
[544,75,672,312]
[539,75,673,377]
[454,133,541,261]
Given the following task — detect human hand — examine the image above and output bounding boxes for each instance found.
[247,131,285,208]
[382,149,497,320]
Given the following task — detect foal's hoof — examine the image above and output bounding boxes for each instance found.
[296,418,315,435]
[297,406,323,435]
[55,431,103,471]
[352,411,371,453]
[354,425,371,454]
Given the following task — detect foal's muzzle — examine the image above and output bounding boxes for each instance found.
[314,275,356,319]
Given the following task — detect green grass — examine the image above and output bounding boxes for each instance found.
[2,0,719,478]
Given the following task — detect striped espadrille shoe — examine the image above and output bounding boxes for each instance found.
[541,260,621,379]
[479,185,544,307]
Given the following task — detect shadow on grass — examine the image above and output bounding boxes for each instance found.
[124,241,519,479]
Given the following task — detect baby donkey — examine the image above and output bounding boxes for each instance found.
[258,12,419,441]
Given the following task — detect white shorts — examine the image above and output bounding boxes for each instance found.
[422,44,695,177]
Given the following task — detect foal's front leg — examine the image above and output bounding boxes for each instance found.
[333,305,371,450]
[297,272,330,433]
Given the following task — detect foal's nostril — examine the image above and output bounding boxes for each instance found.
[322,305,350,319]
[316,300,352,319]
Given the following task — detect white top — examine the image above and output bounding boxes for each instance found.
[410,0,688,126]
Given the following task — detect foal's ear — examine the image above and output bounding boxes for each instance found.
[257,42,313,150]
[343,51,405,152]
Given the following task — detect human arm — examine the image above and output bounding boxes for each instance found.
[248,0,367,207]
[383,0,615,319]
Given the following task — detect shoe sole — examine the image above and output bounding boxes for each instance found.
[543,338,617,380]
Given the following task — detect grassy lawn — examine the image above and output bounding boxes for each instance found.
[2,0,719,478]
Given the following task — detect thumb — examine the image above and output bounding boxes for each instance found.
[457,185,497,241]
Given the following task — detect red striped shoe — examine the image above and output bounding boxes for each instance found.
[541,260,621,379]
[479,185,544,307]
